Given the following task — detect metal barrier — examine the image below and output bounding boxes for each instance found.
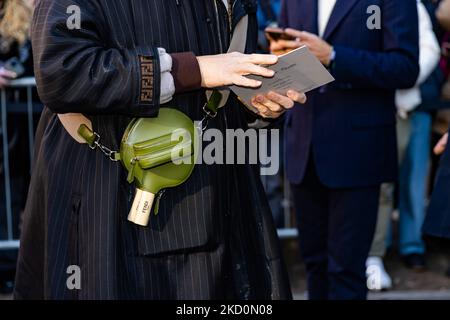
[0,77,39,250]
[0,78,297,252]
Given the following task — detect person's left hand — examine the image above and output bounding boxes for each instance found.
[284,29,333,66]
[250,90,306,119]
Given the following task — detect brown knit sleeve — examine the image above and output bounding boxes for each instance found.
[170,52,202,93]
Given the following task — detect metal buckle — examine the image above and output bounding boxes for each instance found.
[89,132,120,162]
[90,132,101,150]
[203,102,218,119]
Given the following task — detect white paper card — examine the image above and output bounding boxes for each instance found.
[230,46,335,107]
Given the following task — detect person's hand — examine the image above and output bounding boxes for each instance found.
[267,31,302,56]
[197,52,278,88]
[250,90,307,119]
[0,68,17,89]
[284,29,333,66]
[434,133,448,155]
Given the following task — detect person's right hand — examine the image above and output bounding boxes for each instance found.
[267,30,302,56]
[434,133,449,155]
[197,52,278,89]
[0,67,17,89]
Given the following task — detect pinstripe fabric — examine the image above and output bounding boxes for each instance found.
[14,0,291,300]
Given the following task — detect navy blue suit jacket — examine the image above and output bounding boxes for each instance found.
[280,0,419,187]
[423,129,450,239]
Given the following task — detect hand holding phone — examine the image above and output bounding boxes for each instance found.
[265,27,302,56]
[265,27,297,41]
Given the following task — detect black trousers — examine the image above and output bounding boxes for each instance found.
[291,157,380,300]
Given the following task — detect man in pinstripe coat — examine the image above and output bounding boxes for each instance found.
[14,0,306,299]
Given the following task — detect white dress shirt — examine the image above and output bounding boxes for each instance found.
[396,1,441,118]
[318,0,337,37]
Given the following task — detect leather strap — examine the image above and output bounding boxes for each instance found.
[58,14,249,144]
[58,113,92,144]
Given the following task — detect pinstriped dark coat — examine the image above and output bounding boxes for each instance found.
[14,0,292,300]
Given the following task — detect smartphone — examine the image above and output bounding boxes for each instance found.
[265,27,297,41]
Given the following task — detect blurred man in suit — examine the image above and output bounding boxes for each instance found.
[270,0,419,299]
[424,131,450,277]
[423,0,450,279]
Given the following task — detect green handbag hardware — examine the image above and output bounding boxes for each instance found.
[77,91,222,227]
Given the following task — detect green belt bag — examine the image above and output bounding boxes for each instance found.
[78,91,222,227]
[120,108,196,226]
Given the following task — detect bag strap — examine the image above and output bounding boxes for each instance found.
[58,113,92,144]
[58,13,249,144]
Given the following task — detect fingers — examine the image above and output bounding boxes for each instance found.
[287,90,307,104]
[250,91,307,118]
[233,75,262,88]
[266,92,295,109]
[255,94,284,112]
[297,41,311,49]
[434,133,448,155]
[242,63,275,78]
[270,41,286,53]
[277,40,302,50]
[286,29,316,41]
[264,27,285,42]
[251,98,271,117]
[251,98,283,119]
[284,28,303,39]
[269,40,301,55]
[246,53,278,66]
[251,92,296,119]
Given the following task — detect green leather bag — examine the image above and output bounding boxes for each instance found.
[118,91,222,226]
[120,108,196,226]
[78,107,197,227]
[77,90,223,227]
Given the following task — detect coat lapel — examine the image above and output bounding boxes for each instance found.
[322,0,359,40]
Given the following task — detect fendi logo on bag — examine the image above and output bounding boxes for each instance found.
[139,56,154,103]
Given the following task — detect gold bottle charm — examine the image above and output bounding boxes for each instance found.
[128,189,156,227]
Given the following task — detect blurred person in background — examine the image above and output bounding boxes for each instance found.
[269,0,419,300]
[0,0,34,85]
[257,0,281,51]
[0,0,34,295]
[366,0,441,291]
[423,0,450,278]
[424,125,450,277]
[256,0,286,228]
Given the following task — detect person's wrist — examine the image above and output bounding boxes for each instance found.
[196,56,207,87]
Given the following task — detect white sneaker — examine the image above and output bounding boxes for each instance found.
[366,256,393,291]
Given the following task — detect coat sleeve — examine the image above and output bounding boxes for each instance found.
[32,0,161,116]
[332,0,420,90]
